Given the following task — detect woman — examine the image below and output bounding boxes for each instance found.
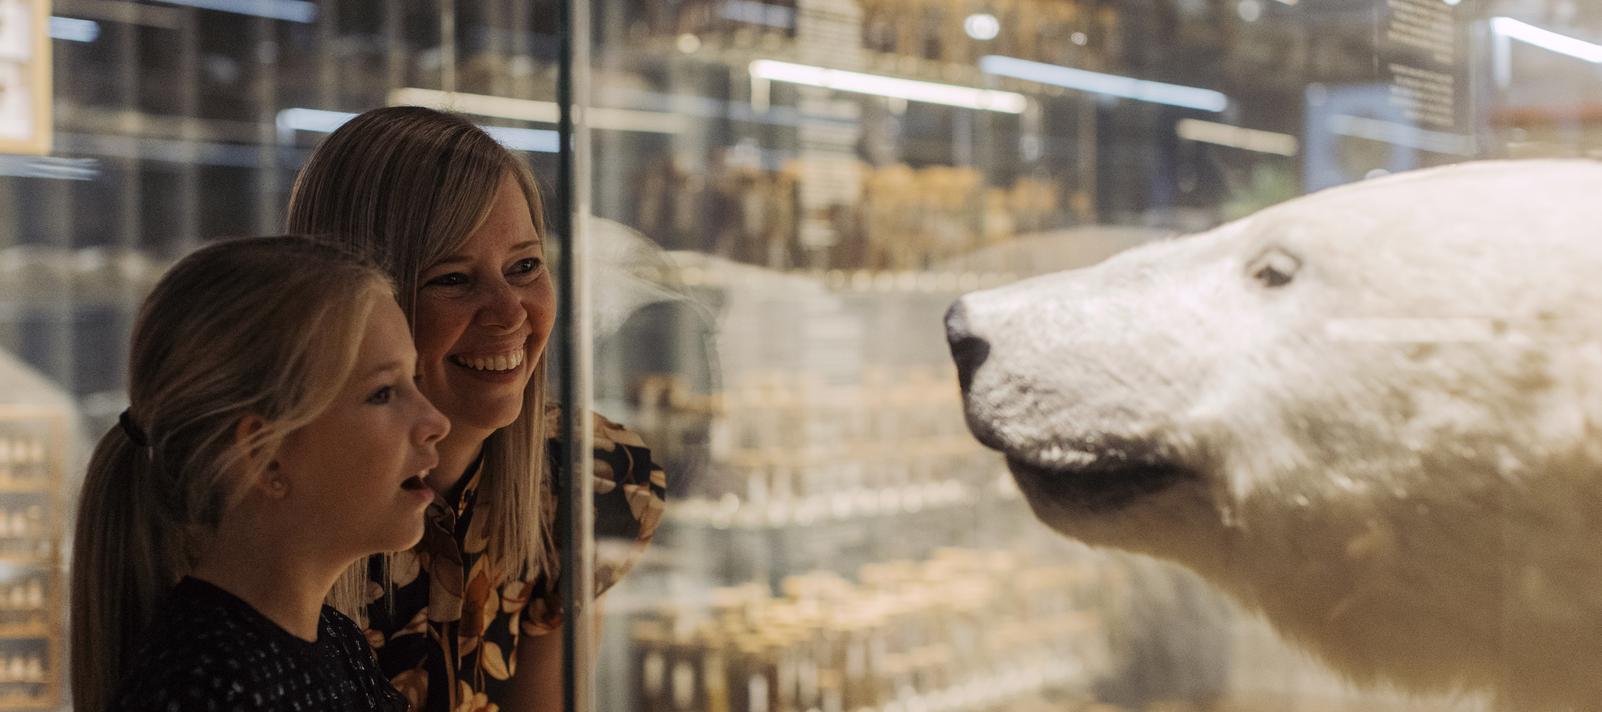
[70,236,450,711]
[286,106,667,711]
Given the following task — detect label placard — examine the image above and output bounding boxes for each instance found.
[1383,0,1466,132]
[0,0,50,155]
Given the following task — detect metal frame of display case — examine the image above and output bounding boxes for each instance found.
[557,1,598,711]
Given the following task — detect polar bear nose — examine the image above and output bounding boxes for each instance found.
[945,300,990,392]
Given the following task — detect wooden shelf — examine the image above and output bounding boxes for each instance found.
[0,692,57,710]
[1491,103,1602,127]
[0,554,54,568]
[0,623,50,639]
[0,401,67,712]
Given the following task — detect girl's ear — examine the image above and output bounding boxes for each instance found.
[233,415,290,499]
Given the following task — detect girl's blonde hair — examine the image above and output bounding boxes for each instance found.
[285,106,553,592]
[69,236,393,712]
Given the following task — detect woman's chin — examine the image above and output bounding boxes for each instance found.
[452,402,525,435]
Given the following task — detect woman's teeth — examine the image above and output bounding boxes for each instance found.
[451,350,525,372]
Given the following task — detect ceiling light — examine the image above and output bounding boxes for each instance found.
[979,55,1228,112]
[750,60,1027,113]
[275,108,559,152]
[151,0,316,23]
[48,17,100,43]
[964,13,1000,41]
[1237,0,1262,22]
[1490,17,1602,63]
[388,88,689,134]
[1176,119,1298,156]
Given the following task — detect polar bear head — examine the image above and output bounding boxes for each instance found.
[947,160,1602,709]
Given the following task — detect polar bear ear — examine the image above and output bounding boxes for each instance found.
[1246,247,1301,288]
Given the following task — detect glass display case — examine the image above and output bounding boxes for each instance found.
[3,0,1602,710]
[580,1,1598,711]
[0,348,77,711]
[0,404,66,711]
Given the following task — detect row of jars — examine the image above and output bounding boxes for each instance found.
[630,548,1121,712]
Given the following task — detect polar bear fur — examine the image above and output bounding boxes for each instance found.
[946,160,1602,711]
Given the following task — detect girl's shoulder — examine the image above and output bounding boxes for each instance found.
[111,618,275,711]
[318,604,374,650]
[111,664,252,711]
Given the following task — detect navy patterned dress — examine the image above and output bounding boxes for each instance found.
[111,577,408,711]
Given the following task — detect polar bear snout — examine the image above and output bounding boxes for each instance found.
[945,297,1009,452]
[944,300,990,392]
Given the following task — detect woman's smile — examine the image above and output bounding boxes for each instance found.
[448,336,530,373]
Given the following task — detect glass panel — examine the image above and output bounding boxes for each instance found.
[6,2,579,710]
[584,1,1602,711]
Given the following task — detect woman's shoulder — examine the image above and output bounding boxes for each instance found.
[540,403,666,503]
[541,402,652,449]
[535,402,667,554]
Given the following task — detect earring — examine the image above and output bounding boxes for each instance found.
[267,477,289,496]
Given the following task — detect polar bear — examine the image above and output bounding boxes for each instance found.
[945,160,1602,711]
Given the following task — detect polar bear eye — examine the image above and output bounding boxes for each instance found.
[1247,248,1301,288]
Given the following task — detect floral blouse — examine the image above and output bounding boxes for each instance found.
[362,405,667,711]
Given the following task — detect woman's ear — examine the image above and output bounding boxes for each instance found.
[234,415,290,499]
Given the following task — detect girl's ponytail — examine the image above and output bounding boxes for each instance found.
[69,421,182,712]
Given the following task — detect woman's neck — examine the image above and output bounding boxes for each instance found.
[428,428,490,495]
[190,513,344,642]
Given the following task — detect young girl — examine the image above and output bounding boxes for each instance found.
[287,106,667,711]
[70,236,450,711]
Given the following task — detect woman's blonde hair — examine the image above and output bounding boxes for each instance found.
[285,106,553,591]
[69,236,394,712]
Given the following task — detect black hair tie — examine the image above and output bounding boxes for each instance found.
[118,409,151,448]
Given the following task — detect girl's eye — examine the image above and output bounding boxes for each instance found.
[425,273,468,287]
[367,386,394,405]
[511,258,543,275]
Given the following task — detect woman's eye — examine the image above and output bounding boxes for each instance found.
[367,386,394,405]
[511,258,543,276]
[425,273,468,287]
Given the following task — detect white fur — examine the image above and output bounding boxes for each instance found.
[951,160,1602,711]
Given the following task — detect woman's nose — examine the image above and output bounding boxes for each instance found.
[477,280,527,331]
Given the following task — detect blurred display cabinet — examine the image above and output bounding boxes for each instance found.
[0,400,66,710]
